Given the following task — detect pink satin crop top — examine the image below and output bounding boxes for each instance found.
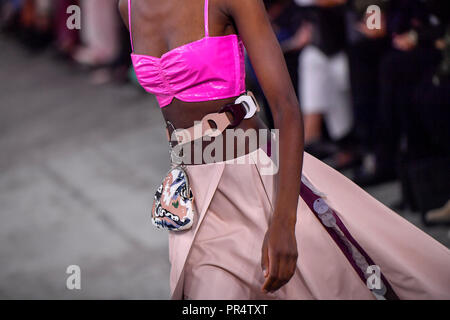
[128,0,246,108]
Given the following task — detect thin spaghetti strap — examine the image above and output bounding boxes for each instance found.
[204,0,209,37]
[128,0,134,51]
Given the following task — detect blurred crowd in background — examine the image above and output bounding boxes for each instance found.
[0,0,449,225]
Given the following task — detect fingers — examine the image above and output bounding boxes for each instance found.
[262,253,278,293]
[261,235,269,278]
[261,244,278,293]
[262,250,297,293]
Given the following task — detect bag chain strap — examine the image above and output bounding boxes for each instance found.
[166,120,185,168]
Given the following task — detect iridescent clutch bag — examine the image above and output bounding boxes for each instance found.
[151,122,195,231]
[151,165,195,231]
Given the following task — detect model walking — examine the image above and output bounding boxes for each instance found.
[119,0,450,300]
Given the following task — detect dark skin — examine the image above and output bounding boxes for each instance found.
[119,0,304,294]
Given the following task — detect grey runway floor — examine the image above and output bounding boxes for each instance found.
[0,36,448,299]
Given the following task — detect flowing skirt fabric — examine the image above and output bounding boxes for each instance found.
[168,148,450,300]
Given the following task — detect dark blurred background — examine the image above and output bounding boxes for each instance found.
[0,0,449,299]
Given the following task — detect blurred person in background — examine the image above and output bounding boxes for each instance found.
[353,0,447,194]
[247,0,309,129]
[347,0,389,182]
[0,0,23,31]
[295,0,358,170]
[72,0,122,83]
[347,0,450,227]
[265,0,310,95]
[354,0,442,186]
[0,0,131,84]
[28,0,51,44]
[53,0,79,58]
[1,0,53,49]
[397,0,450,225]
[1,0,72,53]
[413,26,450,224]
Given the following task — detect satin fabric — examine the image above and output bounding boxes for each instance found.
[169,148,450,300]
[128,0,246,108]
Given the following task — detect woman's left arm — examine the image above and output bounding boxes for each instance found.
[223,0,304,293]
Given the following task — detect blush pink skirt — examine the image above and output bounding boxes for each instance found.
[168,148,450,300]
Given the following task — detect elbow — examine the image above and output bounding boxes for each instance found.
[272,96,303,129]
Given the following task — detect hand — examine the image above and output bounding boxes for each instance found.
[357,22,386,39]
[293,23,313,49]
[356,13,387,39]
[435,38,445,50]
[261,218,298,294]
[281,23,312,53]
[393,32,418,51]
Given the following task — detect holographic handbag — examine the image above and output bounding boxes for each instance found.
[151,122,195,231]
[151,165,195,231]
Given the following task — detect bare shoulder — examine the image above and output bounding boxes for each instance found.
[217,0,269,35]
[219,0,266,16]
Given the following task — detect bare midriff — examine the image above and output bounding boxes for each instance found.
[161,97,270,165]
